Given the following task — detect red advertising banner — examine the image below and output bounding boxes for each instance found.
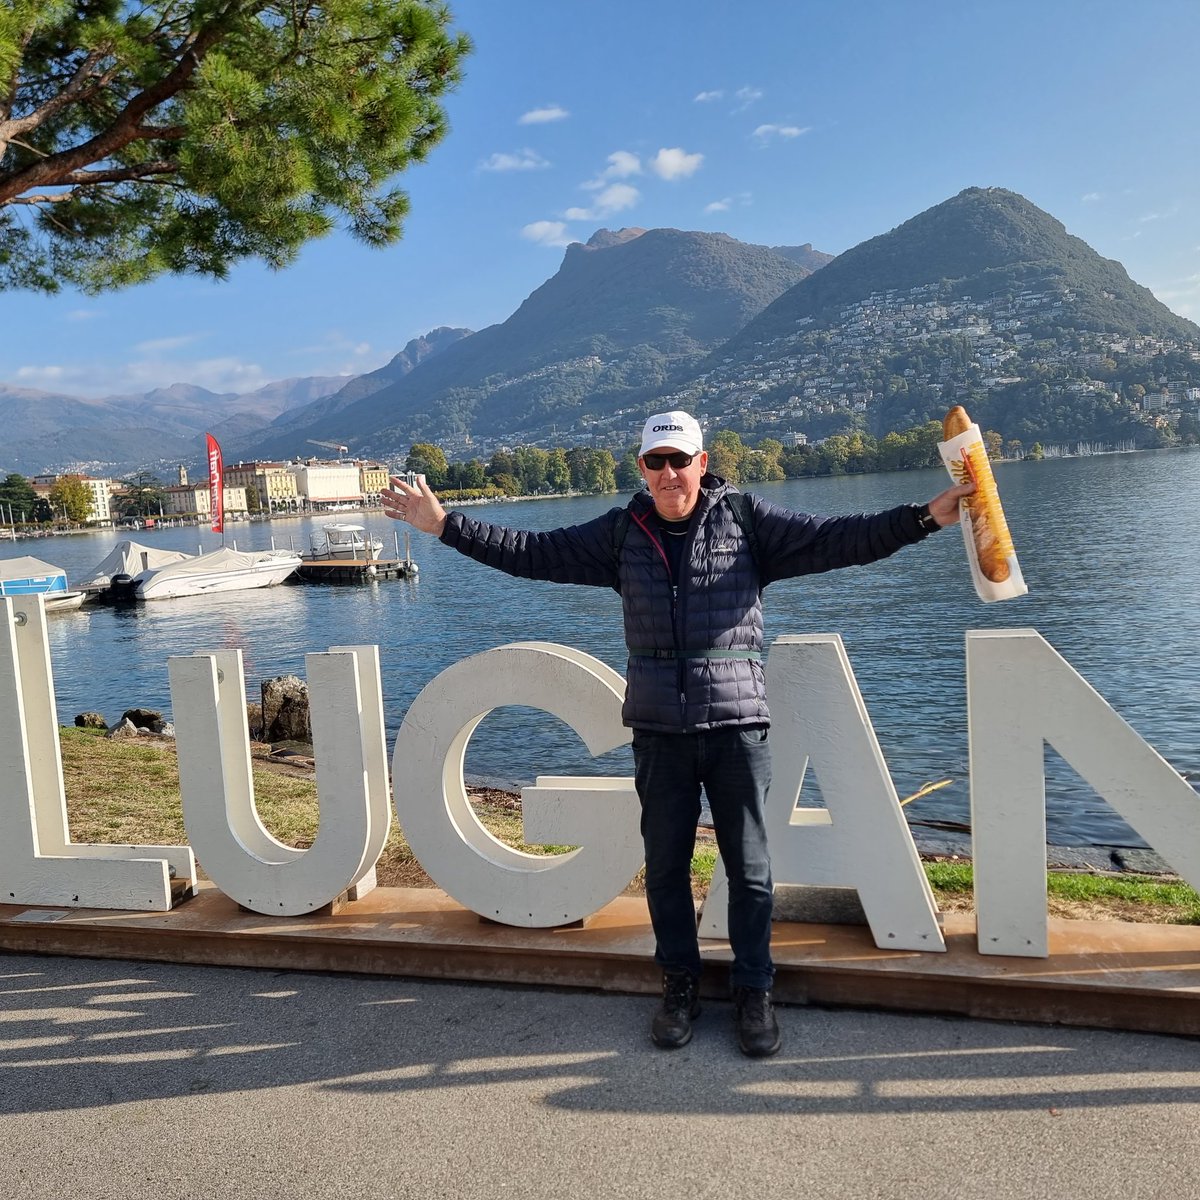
[206,433,224,534]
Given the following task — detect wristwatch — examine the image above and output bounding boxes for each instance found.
[915,503,940,533]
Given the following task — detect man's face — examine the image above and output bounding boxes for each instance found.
[639,446,708,520]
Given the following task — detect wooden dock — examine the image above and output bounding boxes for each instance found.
[293,556,417,584]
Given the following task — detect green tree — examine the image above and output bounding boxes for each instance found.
[48,474,93,522]
[614,450,642,491]
[116,470,167,517]
[0,1,471,293]
[1177,413,1200,446]
[755,438,786,482]
[0,471,37,521]
[708,430,746,482]
[983,429,1004,460]
[573,449,616,494]
[447,458,486,489]
[406,442,449,488]
[546,448,572,493]
[512,446,549,494]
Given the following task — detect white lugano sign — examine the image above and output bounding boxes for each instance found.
[699,634,944,951]
[0,596,195,910]
[168,644,391,916]
[390,642,642,928]
[3,594,1199,958]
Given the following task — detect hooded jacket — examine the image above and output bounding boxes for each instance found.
[439,473,933,732]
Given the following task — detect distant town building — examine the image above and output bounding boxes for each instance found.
[29,473,114,524]
[355,461,390,504]
[224,461,301,512]
[287,460,363,510]
[162,483,248,519]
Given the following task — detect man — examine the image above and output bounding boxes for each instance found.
[383,410,971,1057]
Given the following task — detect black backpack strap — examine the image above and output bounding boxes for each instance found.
[611,505,632,562]
[726,491,759,566]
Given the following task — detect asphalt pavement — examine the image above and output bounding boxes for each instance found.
[2,952,1198,1199]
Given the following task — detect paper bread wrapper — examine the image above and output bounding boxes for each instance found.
[937,423,1027,603]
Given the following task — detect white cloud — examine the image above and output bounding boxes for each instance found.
[1138,206,1179,224]
[292,332,376,369]
[705,192,752,214]
[15,364,74,385]
[734,86,763,110]
[1081,192,1102,203]
[152,357,269,393]
[583,150,642,190]
[65,309,100,322]
[753,123,810,143]
[521,220,573,247]
[17,354,270,397]
[519,104,569,125]
[134,333,202,354]
[564,183,641,222]
[694,90,724,102]
[649,147,703,181]
[480,148,550,172]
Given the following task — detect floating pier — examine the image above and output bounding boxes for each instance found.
[293,556,417,584]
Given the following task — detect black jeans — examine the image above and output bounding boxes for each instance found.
[632,726,774,990]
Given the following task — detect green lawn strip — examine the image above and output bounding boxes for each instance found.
[925,860,1200,923]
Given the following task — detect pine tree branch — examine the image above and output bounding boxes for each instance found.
[0,4,243,206]
[0,49,115,144]
[9,160,180,201]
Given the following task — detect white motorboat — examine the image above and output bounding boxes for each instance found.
[43,590,87,613]
[306,523,383,561]
[133,546,302,601]
[80,538,195,586]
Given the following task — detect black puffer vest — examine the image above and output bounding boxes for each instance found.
[439,474,932,733]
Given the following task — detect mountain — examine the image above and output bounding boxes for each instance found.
[249,227,824,460]
[665,187,1200,448]
[770,243,836,273]
[0,375,350,477]
[245,327,472,462]
[727,187,1196,348]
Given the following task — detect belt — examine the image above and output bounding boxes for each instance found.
[628,648,762,661]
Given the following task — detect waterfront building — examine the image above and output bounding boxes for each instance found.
[224,461,301,512]
[356,461,390,504]
[162,483,248,519]
[287,461,363,510]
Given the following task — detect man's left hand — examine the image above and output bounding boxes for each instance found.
[926,481,975,527]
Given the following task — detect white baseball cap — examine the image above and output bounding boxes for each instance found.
[639,410,704,458]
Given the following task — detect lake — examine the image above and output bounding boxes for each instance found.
[5,448,1199,849]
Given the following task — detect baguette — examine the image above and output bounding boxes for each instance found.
[942,406,1012,583]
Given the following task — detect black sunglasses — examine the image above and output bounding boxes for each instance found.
[642,450,694,471]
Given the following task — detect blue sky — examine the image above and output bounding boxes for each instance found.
[3,0,1199,399]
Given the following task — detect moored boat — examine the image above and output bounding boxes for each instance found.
[0,555,88,613]
[133,545,302,600]
[78,538,196,602]
[305,523,384,561]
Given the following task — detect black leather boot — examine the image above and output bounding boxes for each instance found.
[733,986,781,1057]
[651,970,700,1049]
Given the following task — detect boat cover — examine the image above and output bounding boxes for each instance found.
[0,555,69,593]
[78,539,193,586]
[137,546,299,583]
